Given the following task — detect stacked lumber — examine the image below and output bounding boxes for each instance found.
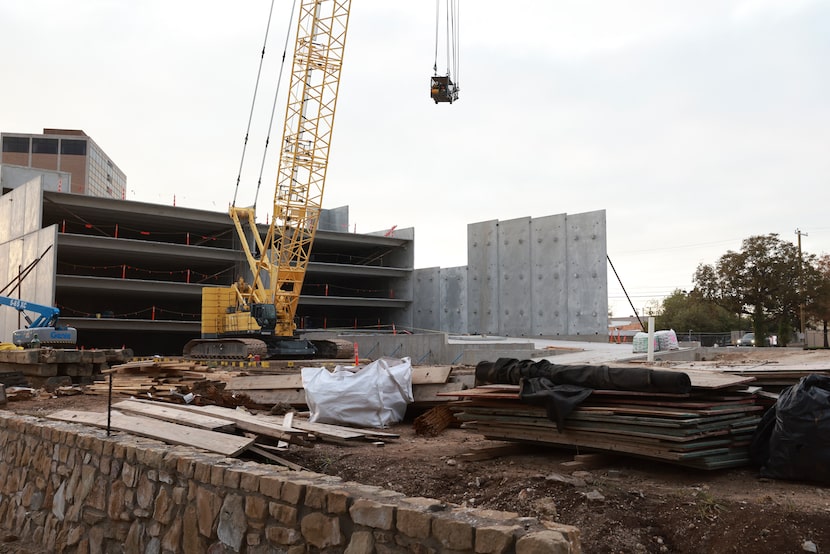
[447,369,763,470]
[717,364,830,391]
[662,361,830,405]
[85,359,221,400]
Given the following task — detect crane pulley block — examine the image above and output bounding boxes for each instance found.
[430,75,458,104]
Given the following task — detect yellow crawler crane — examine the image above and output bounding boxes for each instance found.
[185,0,353,360]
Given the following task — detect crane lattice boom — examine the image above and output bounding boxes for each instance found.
[230,0,351,338]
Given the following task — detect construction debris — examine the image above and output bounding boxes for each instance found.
[85,358,226,402]
[3,386,37,401]
[45,398,400,467]
[413,405,459,436]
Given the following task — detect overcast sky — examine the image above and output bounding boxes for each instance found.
[2,1,829,318]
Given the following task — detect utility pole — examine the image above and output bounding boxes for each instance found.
[796,229,808,346]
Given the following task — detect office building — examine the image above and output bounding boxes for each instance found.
[1,129,126,199]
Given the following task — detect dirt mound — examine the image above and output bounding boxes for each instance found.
[281,426,830,553]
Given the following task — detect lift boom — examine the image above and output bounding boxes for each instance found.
[0,295,77,347]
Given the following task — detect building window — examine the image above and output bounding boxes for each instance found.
[60,139,87,156]
[2,136,29,153]
[32,138,58,154]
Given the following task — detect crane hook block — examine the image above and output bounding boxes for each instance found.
[430,75,458,104]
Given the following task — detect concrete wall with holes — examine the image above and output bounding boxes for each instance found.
[414,210,608,339]
[0,177,58,343]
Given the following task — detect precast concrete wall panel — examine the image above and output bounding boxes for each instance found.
[467,220,499,335]
[318,205,348,232]
[1,165,68,194]
[1,177,43,242]
[498,217,532,336]
[530,213,568,336]
[565,210,607,336]
[412,268,441,332]
[0,178,60,342]
[439,266,467,333]
[1,233,57,344]
[23,179,43,235]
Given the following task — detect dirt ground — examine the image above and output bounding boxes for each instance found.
[4,347,830,553]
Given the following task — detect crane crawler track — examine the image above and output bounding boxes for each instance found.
[183,338,268,360]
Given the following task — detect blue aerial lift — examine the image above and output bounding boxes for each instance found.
[0,295,77,347]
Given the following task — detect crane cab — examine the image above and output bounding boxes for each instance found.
[430,75,458,104]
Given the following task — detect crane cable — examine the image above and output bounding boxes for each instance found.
[253,0,298,208]
[433,0,439,75]
[433,0,460,85]
[232,0,298,209]
[233,0,276,208]
[452,0,460,87]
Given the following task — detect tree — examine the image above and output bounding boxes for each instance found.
[693,234,803,345]
[656,289,743,334]
[807,254,830,348]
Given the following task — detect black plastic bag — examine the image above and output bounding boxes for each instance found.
[759,374,830,484]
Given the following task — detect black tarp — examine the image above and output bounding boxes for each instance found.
[475,358,692,430]
[751,374,830,484]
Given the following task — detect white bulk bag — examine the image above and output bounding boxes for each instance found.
[301,357,414,428]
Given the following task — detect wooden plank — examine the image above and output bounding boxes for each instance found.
[480,424,743,463]
[590,397,757,409]
[561,453,616,471]
[228,367,453,392]
[227,374,304,391]
[437,388,519,400]
[456,412,731,443]
[131,402,311,443]
[460,444,527,461]
[175,404,399,443]
[677,369,756,389]
[574,404,762,418]
[248,445,305,471]
[288,417,401,440]
[112,400,236,432]
[242,389,308,407]
[413,382,470,403]
[47,409,252,456]
[477,425,686,461]
[411,366,452,385]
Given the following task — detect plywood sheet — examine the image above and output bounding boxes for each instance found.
[47,409,252,456]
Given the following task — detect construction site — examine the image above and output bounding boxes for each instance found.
[2,1,830,553]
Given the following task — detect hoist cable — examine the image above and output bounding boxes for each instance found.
[233,0,277,208]
[254,0,299,209]
[445,1,451,78]
[452,0,460,86]
[433,0,439,74]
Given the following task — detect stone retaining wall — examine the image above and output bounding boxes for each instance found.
[0,412,580,553]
